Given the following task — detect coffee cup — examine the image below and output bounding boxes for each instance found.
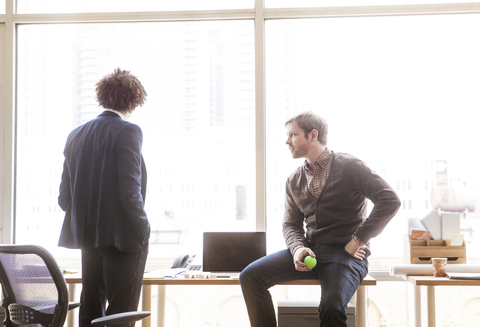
[432,258,447,277]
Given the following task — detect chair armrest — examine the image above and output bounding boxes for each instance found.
[91,311,151,326]
[68,302,81,311]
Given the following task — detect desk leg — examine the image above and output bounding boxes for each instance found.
[427,286,435,327]
[355,285,366,327]
[157,285,166,327]
[142,285,151,327]
[68,284,76,327]
[413,286,421,327]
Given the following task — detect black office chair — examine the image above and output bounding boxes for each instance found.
[0,244,150,327]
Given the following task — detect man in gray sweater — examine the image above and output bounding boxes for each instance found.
[240,111,401,327]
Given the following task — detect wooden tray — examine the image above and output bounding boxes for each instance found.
[408,236,466,264]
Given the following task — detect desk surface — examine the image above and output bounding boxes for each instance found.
[407,276,480,286]
[64,273,376,286]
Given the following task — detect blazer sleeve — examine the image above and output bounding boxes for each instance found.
[116,124,150,244]
[58,158,71,211]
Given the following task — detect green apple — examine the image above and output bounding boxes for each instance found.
[304,255,317,269]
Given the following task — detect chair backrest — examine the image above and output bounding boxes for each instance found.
[0,245,69,327]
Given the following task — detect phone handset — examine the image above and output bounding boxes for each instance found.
[171,253,196,268]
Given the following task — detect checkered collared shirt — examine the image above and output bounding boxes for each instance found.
[304,148,332,198]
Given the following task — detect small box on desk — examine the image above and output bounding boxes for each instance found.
[407,235,466,264]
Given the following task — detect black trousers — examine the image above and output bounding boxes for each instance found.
[79,244,148,327]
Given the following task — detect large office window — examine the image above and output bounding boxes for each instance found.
[265,14,480,268]
[15,21,256,268]
[13,8,480,270]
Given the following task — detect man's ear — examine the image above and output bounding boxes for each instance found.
[309,129,318,142]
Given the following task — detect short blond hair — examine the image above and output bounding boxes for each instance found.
[285,111,328,145]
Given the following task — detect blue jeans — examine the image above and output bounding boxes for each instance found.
[239,244,368,327]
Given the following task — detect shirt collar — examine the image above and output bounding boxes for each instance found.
[304,148,331,172]
[103,109,128,120]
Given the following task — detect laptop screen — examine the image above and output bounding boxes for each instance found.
[202,232,266,272]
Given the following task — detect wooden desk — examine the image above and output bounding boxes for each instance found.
[406,276,480,327]
[65,274,376,327]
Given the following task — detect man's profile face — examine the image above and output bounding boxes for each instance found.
[285,122,310,159]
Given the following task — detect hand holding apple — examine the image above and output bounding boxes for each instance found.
[303,255,317,269]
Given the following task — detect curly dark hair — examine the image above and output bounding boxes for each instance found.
[96,68,147,113]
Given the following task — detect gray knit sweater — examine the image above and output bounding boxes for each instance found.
[283,151,401,256]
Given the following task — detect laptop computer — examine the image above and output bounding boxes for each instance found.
[202,231,266,274]
[176,231,266,277]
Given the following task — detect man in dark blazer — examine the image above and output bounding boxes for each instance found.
[58,68,150,327]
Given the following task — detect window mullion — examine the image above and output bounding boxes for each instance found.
[1,0,16,244]
[255,0,266,232]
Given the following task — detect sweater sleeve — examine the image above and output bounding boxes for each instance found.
[282,177,308,255]
[350,159,401,244]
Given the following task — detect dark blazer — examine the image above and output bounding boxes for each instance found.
[58,111,150,252]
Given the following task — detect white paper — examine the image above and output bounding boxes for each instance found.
[441,212,461,240]
[450,233,464,246]
[420,210,442,240]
